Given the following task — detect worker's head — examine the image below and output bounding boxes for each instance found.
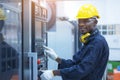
[76,4,100,34]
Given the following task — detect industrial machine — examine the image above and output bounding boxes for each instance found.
[0,0,48,80]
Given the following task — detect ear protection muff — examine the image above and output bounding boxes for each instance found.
[80,33,91,43]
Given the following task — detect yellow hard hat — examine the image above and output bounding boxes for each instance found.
[76,4,100,19]
[0,8,6,20]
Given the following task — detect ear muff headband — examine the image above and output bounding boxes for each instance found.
[80,33,90,43]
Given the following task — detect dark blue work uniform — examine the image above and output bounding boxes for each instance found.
[58,29,109,80]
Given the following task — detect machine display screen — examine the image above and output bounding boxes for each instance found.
[35,21,42,40]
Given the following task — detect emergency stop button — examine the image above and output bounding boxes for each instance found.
[37,59,41,64]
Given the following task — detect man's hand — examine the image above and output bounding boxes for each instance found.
[40,70,54,80]
[43,46,58,60]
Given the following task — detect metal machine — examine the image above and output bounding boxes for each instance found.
[0,0,48,80]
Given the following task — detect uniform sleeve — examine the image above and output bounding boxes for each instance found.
[60,42,103,79]
[58,51,81,69]
[58,59,75,69]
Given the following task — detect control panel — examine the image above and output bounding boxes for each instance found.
[35,39,47,70]
[31,1,48,73]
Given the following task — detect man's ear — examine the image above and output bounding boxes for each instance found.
[93,19,98,27]
[94,19,98,24]
[92,19,97,27]
[95,19,98,24]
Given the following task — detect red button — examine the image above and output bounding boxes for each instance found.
[37,59,41,64]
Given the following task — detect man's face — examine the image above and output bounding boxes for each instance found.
[78,18,97,34]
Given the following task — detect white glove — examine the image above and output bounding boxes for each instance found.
[44,46,58,60]
[40,70,54,80]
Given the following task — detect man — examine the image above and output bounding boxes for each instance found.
[40,4,109,80]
